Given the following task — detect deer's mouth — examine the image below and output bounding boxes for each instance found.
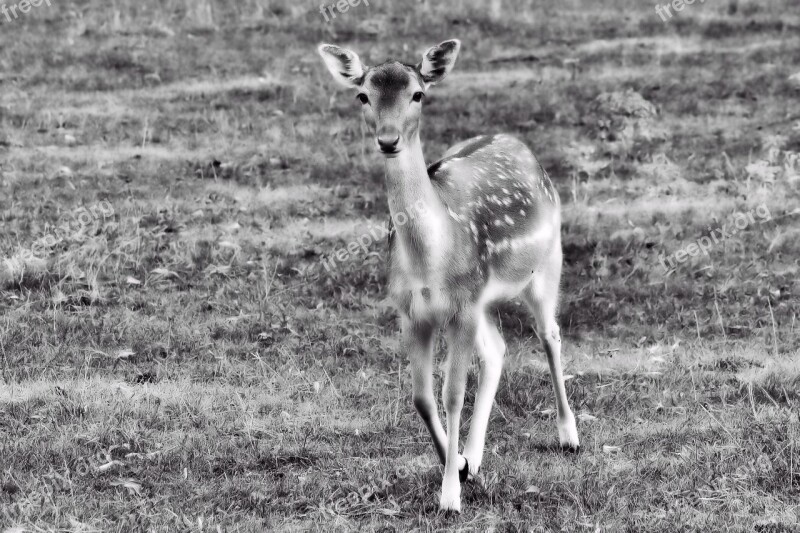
[380,149,402,158]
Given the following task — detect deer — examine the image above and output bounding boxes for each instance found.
[318,39,579,513]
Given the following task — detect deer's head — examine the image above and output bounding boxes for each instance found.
[318,40,460,158]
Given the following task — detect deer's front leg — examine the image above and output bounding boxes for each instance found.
[439,315,476,513]
[404,316,448,464]
[462,313,506,478]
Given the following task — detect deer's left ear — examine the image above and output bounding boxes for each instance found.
[318,44,367,88]
[418,39,461,86]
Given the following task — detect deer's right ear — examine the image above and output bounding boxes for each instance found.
[318,44,366,88]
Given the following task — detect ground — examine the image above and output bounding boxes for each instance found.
[1,0,799,531]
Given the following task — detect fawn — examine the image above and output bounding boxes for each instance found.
[318,39,579,512]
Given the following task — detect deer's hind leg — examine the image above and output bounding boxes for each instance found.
[520,242,579,451]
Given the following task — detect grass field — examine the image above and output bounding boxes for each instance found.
[1,0,800,530]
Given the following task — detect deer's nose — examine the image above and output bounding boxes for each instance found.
[377,129,401,152]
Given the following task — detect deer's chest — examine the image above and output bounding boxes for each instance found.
[388,231,455,321]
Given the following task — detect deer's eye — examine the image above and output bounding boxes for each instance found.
[357,93,369,105]
[412,91,425,103]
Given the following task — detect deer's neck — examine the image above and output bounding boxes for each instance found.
[384,136,448,275]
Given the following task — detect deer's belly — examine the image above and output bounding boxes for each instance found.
[478,273,530,306]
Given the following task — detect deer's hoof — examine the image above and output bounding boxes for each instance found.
[458,458,470,483]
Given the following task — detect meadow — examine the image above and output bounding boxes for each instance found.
[1,0,799,530]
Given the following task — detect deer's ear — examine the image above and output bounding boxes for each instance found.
[318,44,366,88]
[418,39,461,86]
